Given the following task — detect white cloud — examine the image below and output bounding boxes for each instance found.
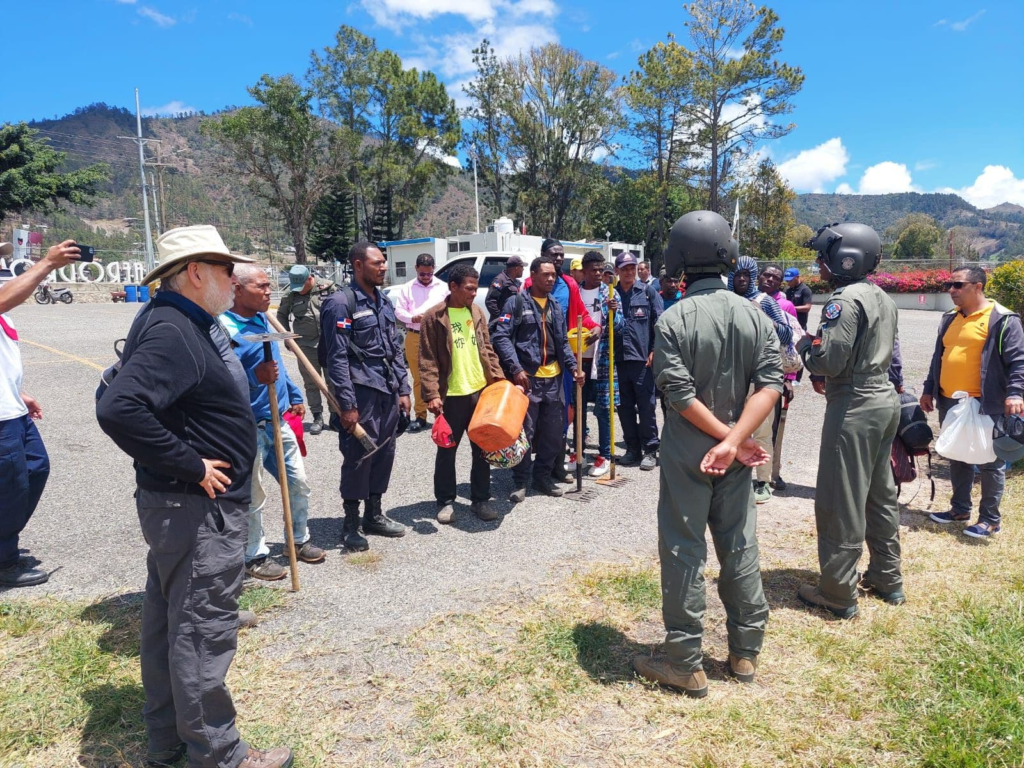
[951,9,986,31]
[777,138,849,193]
[363,0,555,32]
[858,161,917,194]
[141,100,197,117]
[115,0,137,4]
[138,6,175,27]
[914,159,938,172]
[835,182,855,195]
[939,165,1024,208]
[606,51,620,60]
[227,12,253,26]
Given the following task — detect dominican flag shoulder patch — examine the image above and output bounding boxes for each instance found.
[337,318,353,330]
[497,313,512,324]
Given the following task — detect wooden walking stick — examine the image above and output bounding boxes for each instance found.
[243,333,302,592]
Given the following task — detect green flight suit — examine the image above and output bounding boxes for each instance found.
[653,278,784,672]
[276,279,335,416]
[801,280,902,608]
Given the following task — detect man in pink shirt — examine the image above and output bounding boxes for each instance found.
[393,253,449,431]
[759,265,798,490]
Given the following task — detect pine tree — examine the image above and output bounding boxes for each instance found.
[308,184,356,263]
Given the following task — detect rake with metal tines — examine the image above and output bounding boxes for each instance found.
[565,314,598,502]
[596,302,628,488]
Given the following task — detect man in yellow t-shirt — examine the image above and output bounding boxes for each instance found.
[418,264,506,523]
[921,266,1024,538]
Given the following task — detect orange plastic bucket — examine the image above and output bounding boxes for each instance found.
[468,380,529,452]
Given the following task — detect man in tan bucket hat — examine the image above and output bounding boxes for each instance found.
[98,226,294,768]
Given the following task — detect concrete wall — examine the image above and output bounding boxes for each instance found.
[812,292,954,311]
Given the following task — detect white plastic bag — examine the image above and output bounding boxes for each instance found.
[935,391,997,464]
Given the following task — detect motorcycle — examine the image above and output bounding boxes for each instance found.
[34,284,74,304]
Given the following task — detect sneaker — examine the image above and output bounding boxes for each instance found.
[245,557,286,581]
[797,583,858,619]
[533,478,564,498]
[632,656,708,698]
[237,746,294,768]
[146,743,186,767]
[929,510,970,524]
[620,450,642,466]
[509,486,527,504]
[437,502,455,525]
[239,610,259,629]
[963,521,1001,539]
[565,452,579,472]
[471,501,498,521]
[753,481,772,505]
[588,456,611,478]
[640,452,658,471]
[294,541,326,563]
[727,654,756,683]
[858,574,906,606]
[0,562,48,588]
[770,476,787,491]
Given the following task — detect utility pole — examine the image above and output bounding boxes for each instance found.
[471,147,480,233]
[149,172,162,235]
[118,89,157,272]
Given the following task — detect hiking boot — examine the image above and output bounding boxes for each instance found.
[797,584,858,619]
[406,418,428,434]
[632,655,708,698]
[437,502,455,525]
[239,610,259,629]
[308,414,324,436]
[294,541,326,563]
[471,500,497,521]
[245,557,286,581]
[342,500,369,551]
[620,450,642,466]
[858,574,906,606]
[929,510,970,524]
[727,654,757,683]
[640,452,658,471]
[753,481,772,505]
[770,476,787,491]
[588,456,610,478]
[533,478,564,497]
[363,495,406,537]
[237,746,294,768]
[509,486,527,504]
[551,467,575,484]
[146,742,186,767]
[964,520,1001,539]
[0,562,48,588]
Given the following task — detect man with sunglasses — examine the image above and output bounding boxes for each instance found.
[394,253,449,432]
[98,226,295,768]
[921,266,1024,538]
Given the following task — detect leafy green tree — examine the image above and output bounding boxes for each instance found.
[0,123,108,220]
[462,39,510,216]
[502,43,622,237]
[623,36,697,263]
[737,158,795,260]
[201,75,348,264]
[885,213,945,260]
[988,260,1024,315]
[310,27,462,240]
[308,182,356,262]
[780,223,815,263]
[682,0,804,212]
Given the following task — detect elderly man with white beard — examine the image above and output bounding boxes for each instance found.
[97,225,295,768]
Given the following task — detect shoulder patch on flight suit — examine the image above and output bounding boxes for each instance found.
[823,302,842,321]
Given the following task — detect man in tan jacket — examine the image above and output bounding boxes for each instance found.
[419,263,506,524]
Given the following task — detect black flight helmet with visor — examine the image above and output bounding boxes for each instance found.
[806,222,882,283]
[664,210,739,280]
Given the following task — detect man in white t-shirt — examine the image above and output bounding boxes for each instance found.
[0,239,81,587]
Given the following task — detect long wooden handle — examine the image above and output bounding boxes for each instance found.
[266,368,300,592]
[266,313,345,419]
[575,315,584,490]
[607,306,616,480]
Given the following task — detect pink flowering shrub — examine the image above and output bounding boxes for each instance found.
[807,269,954,294]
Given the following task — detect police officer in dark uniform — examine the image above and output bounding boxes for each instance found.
[319,242,411,550]
[796,223,903,619]
[485,255,526,327]
[614,252,664,470]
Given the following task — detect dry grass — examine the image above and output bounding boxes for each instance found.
[345,550,384,569]
[1,473,1022,767]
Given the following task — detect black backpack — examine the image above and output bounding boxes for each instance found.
[891,391,935,500]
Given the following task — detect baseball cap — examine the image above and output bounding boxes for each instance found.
[506,255,526,267]
[993,414,1024,464]
[288,264,310,291]
[570,257,583,272]
[602,264,614,275]
[615,252,639,269]
[784,267,800,281]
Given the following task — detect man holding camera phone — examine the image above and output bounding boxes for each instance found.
[0,239,81,587]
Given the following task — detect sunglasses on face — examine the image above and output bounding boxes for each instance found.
[943,281,975,290]
[417,271,434,278]
[181,259,234,277]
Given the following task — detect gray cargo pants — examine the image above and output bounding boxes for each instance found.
[136,489,249,768]
[939,396,1006,525]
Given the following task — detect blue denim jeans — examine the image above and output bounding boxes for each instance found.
[0,415,50,568]
[572,365,611,459]
[939,396,1006,525]
[245,420,311,562]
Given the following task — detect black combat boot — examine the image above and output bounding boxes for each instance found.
[342,500,369,551]
[309,412,324,436]
[362,494,407,537]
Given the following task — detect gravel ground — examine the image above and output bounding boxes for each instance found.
[4,301,944,650]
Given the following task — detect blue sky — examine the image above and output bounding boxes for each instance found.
[7,0,1024,207]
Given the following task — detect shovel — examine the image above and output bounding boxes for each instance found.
[597,302,628,488]
[242,330,302,592]
[565,315,596,502]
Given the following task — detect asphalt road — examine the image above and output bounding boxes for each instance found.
[4,301,943,648]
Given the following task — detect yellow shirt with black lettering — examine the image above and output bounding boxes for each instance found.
[447,307,488,397]
[939,304,993,398]
[532,296,562,379]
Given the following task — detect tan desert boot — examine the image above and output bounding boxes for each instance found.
[727,654,756,683]
[238,746,293,768]
[797,583,858,619]
[632,655,708,698]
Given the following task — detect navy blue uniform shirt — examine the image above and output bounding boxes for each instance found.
[615,282,664,362]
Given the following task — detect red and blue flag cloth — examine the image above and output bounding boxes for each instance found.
[337,317,352,330]
[497,313,512,325]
